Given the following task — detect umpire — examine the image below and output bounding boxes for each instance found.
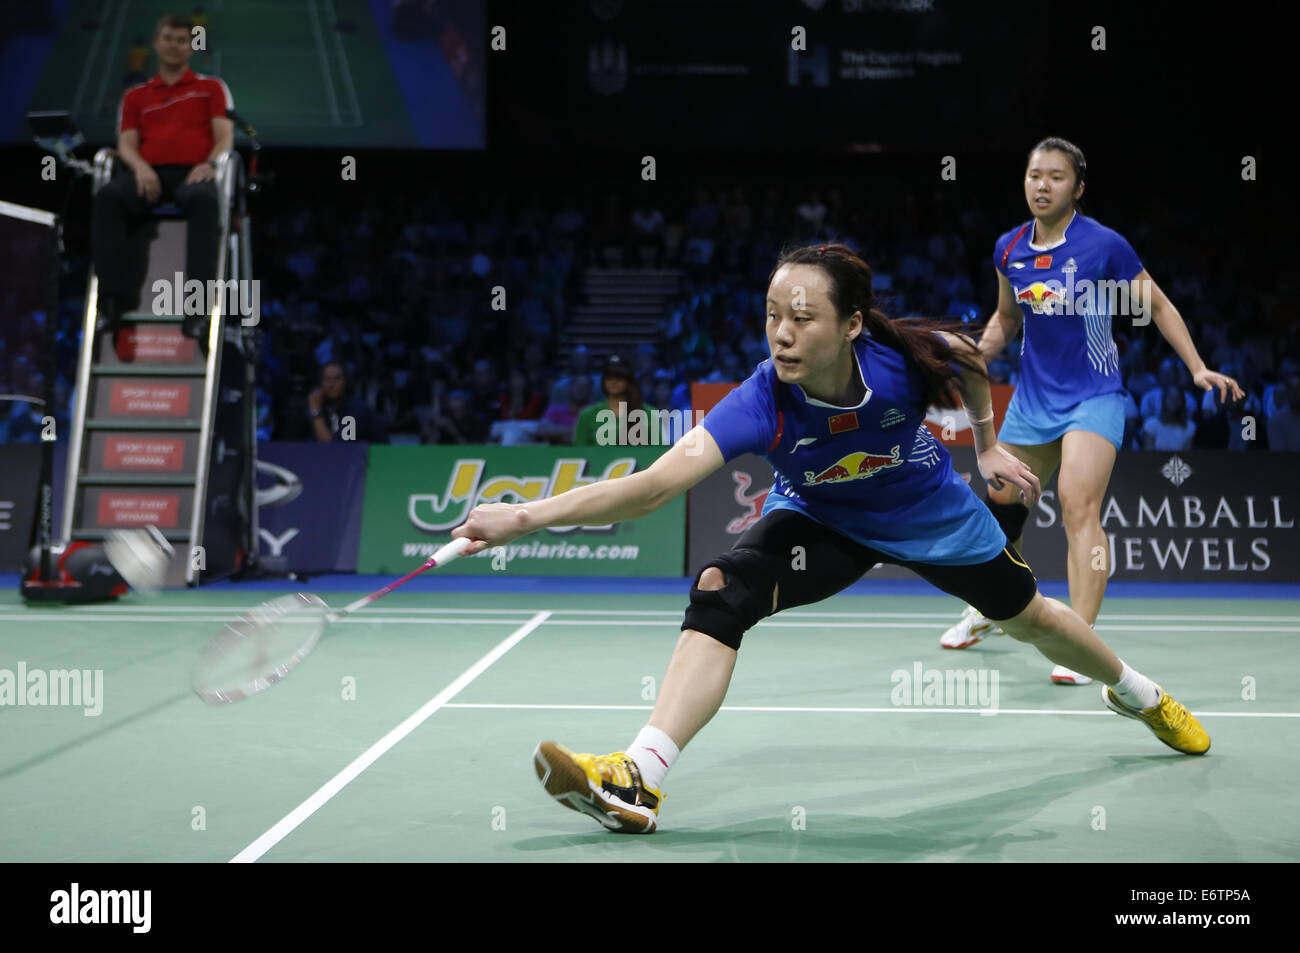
[93,13,235,339]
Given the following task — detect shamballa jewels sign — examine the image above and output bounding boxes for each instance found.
[357,446,685,575]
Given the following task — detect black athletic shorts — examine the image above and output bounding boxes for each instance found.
[723,508,1038,623]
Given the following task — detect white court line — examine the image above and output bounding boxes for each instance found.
[1,613,1292,633]
[443,702,1300,718]
[229,611,551,863]
[0,614,532,625]
[534,621,1299,632]
[36,606,1300,623]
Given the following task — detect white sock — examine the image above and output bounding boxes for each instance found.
[627,725,680,791]
[1110,661,1160,710]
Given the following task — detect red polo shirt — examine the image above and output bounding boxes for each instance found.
[118,69,234,167]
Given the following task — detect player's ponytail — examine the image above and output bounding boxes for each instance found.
[769,242,984,410]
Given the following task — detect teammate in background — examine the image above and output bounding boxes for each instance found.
[93,13,234,340]
[453,243,1210,834]
[940,138,1242,684]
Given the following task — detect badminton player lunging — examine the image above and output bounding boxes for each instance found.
[939,137,1243,685]
[452,243,1210,835]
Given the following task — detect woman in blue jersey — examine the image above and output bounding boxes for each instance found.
[941,138,1243,685]
[452,243,1210,835]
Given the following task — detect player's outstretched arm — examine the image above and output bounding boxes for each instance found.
[1137,269,1243,404]
[940,331,1041,506]
[452,426,725,555]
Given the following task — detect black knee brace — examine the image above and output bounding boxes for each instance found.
[682,548,782,650]
[985,497,1030,543]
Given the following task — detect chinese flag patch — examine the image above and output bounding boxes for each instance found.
[828,412,858,435]
[1034,255,1052,269]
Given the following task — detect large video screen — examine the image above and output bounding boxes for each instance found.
[0,0,484,149]
[541,0,1045,152]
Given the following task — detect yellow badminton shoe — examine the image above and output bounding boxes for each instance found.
[533,741,662,833]
[1103,685,1211,755]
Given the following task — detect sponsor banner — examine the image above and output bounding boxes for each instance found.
[690,382,738,417]
[358,446,685,576]
[922,385,1012,446]
[255,442,366,573]
[1022,451,1300,582]
[687,452,771,577]
[0,445,42,571]
[689,449,1300,583]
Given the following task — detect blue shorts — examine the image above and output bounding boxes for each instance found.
[998,390,1125,450]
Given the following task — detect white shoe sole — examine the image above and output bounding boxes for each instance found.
[941,621,999,650]
[1051,666,1094,685]
[533,741,657,833]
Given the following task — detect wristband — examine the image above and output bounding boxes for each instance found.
[968,409,995,425]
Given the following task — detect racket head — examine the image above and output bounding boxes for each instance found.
[192,592,329,705]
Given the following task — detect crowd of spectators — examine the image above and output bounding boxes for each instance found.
[4,177,1298,451]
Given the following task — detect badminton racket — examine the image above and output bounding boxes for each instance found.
[191,536,472,705]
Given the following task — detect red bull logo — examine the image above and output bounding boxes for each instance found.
[1013,281,1064,315]
[726,471,771,534]
[803,446,902,486]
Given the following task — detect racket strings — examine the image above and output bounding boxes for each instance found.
[192,593,328,704]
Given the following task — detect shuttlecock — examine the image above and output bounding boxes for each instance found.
[104,525,175,594]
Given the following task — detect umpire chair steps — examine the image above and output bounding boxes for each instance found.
[62,148,259,588]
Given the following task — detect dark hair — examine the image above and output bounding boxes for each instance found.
[321,360,349,398]
[603,375,644,414]
[768,242,984,409]
[1028,137,1086,209]
[156,14,194,36]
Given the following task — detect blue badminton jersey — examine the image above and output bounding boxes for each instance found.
[995,211,1144,418]
[700,334,1005,565]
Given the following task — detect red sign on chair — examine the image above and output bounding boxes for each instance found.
[95,492,181,527]
[114,327,197,363]
[107,381,192,417]
[103,436,186,472]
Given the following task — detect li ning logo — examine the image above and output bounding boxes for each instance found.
[880,408,906,429]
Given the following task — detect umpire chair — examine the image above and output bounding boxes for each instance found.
[62,148,259,586]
